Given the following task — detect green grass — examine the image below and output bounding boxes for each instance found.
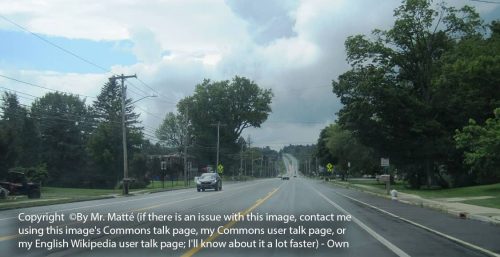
[0,180,195,210]
[340,179,500,209]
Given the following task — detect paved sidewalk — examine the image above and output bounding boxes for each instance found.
[397,191,500,224]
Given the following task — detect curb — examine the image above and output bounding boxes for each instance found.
[328,180,500,226]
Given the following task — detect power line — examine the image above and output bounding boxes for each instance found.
[0,87,38,99]
[0,14,167,101]
[470,0,500,3]
[0,74,96,99]
[0,14,111,73]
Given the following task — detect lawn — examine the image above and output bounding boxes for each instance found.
[340,178,500,209]
[0,180,194,210]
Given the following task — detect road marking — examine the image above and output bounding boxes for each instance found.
[180,186,281,257]
[333,190,500,257]
[0,179,272,222]
[0,179,275,242]
[312,188,411,257]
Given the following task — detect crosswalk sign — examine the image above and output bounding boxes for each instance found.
[217,164,224,174]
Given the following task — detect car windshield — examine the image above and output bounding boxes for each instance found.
[200,174,215,179]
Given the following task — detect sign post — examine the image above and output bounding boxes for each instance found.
[381,158,390,194]
[326,163,333,181]
[161,161,166,189]
[217,164,224,175]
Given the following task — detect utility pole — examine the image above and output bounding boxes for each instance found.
[260,156,263,177]
[183,108,189,186]
[210,121,226,171]
[247,135,253,176]
[109,74,136,195]
[239,141,244,177]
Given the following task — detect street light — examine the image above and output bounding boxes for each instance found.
[132,95,157,104]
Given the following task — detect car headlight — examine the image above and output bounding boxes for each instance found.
[196,180,201,185]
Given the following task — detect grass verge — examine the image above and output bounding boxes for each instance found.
[332,179,500,209]
[0,181,195,210]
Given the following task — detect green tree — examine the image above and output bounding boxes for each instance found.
[177,76,272,167]
[155,112,189,151]
[332,0,485,188]
[325,124,378,179]
[31,92,89,186]
[455,108,500,184]
[0,92,41,178]
[0,92,25,176]
[315,125,335,168]
[87,81,144,188]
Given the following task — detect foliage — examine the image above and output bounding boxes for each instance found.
[325,124,378,178]
[87,80,144,188]
[455,108,500,184]
[11,164,48,184]
[331,0,497,188]
[155,112,189,151]
[31,92,90,186]
[177,76,272,166]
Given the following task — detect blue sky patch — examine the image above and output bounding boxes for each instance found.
[0,30,137,73]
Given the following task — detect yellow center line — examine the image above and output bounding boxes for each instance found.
[180,185,281,257]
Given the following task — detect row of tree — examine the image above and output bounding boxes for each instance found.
[0,81,150,188]
[0,75,276,188]
[316,0,499,188]
[155,76,276,177]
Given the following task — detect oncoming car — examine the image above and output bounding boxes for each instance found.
[196,173,222,192]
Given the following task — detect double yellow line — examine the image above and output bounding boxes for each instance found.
[181,186,281,257]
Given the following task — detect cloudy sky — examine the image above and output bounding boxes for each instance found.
[0,0,498,150]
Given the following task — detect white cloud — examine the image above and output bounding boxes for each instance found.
[1,0,498,150]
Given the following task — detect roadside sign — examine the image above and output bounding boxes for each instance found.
[381,158,390,167]
[326,163,333,173]
[217,164,224,174]
[379,174,390,182]
[161,161,167,170]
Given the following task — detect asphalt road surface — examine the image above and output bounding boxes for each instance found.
[1,155,499,257]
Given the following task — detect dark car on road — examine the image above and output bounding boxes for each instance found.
[196,173,222,192]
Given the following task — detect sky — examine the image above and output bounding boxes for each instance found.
[0,0,499,150]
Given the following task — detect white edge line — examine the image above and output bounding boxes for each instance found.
[334,190,500,257]
[312,188,411,257]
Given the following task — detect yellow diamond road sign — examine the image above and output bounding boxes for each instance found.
[326,163,333,173]
[217,164,224,174]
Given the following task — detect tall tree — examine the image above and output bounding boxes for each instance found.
[332,0,486,188]
[87,80,144,188]
[325,124,378,178]
[31,92,89,186]
[0,92,26,176]
[177,76,273,166]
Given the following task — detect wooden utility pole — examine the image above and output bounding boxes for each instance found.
[210,122,226,171]
[183,108,189,186]
[109,74,136,195]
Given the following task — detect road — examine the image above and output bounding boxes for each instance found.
[0,154,499,257]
